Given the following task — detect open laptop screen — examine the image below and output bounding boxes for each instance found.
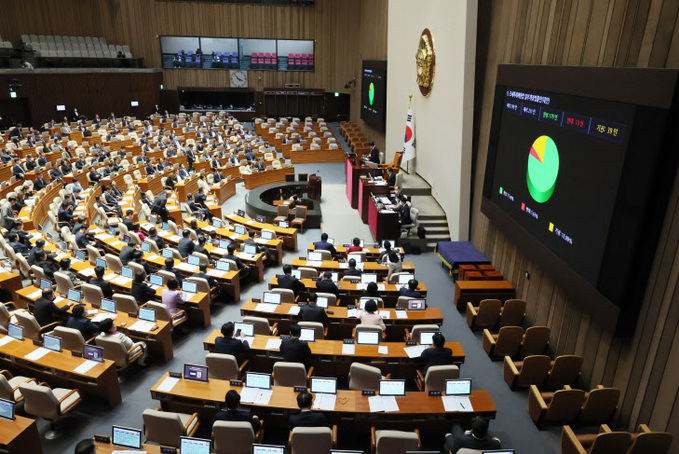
[183,364,208,382]
[245,372,271,390]
[356,330,380,345]
[299,328,316,342]
[419,331,438,346]
[446,379,472,396]
[180,436,211,454]
[0,399,14,421]
[234,322,254,337]
[112,426,142,449]
[310,377,337,395]
[139,307,156,322]
[379,379,406,396]
[262,292,281,305]
[43,334,61,352]
[100,298,116,314]
[308,251,323,262]
[252,445,285,454]
[83,344,104,362]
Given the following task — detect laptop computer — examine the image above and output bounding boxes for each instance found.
[139,307,156,322]
[418,330,439,345]
[407,299,426,311]
[235,225,246,235]
[0,399,14,421]
[112,426,142,449]
[121,266,133,279]
[162,249,173,258]
[141,241,151,253]
[237,209,245,217]
[278,220,289,228]
[7,323,22,341]
[234,322,255,337]
[213,218,223,228]
[379,379,406,396]
[291,269,301,279]
[310,377,337,395]
[100,298,116,314]
[187,255,201,266]
[216,260,231,271]
[219,239,231,249]
[316,296,329,308]
[83,344,104,362]
[183,364,208,382]
[43,334,61,352]
[149,273,164,289]
[67,288,82,304]
[180,436,211,454]
[308,251,323,262]
[40,278,52,290]
[356,330,380,345]
[245,372,271,390]
[262,230,275,240]
[252,445,285,454]
[243,244,257,255]
[361,274,378,284]
[96,257,107,269]
[446,379,472,396]
[262,292,282,305]
[398,274,414,285]
[299,327,316,342]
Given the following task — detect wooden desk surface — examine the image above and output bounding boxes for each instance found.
[225,213,298,251]
[290,258,415,275]
[0,415,43,454]
[268,276,428,297]
[95,440,162,453]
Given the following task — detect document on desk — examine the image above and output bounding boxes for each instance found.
[380,210,396,214]
[156,376,180,392]
[129,321,154,333]
[141,223,154,230]
[378,346,389,355]
[211,247,228,255]
[54,252,69,261]
[146,254,160,261]
[368,395,400,412]
[395,311,408,319]
[256,303,278,313]
[378,310,390,319]
[207,269,227,278]
[175,263,199,272]
[201,225,216,232]
[442,396,473,412]
[305,260,323,267]
[254,238,268,244]
[168,235,181,242]
[377,284,386,291]
[25,347,51,361]
[403,345,427,358]
[265,338,282,350]
[356,263,364,271]
[355,283,367,291]
[338,263,349,269]
[110,240,124,247]
[96,233,113,241]
[112,275,132,286]
[73,359,99,375]
[0,336,14,347]
[288,306,301,315]
[28,289,42,299]
[342,344,355,355]
[240,387,273,405]
[312,393,336,411]
[80,267,95,277]
[103,274,117,281]
[346,309,360,318]
[91,313,117,323]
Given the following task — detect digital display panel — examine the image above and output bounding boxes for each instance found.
[361,60,387,131]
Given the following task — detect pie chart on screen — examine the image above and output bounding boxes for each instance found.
[526,135,559,203]
[369,83,375,105]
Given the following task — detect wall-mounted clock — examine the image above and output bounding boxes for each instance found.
[415,28,435,96]
[230,70,248,88]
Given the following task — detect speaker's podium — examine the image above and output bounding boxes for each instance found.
[307,173,322,200]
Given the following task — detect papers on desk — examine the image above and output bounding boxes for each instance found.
[342,344,355,355]
[442,395,473,412]
[395,310,408,319]
[346,309,360,318]
[168,235,181,242]
[96,233,113,241]
[378,310,390,319]
[356,263,365,271]
[313,394,337,411]
[86,309,98,317]
[25,347,51,361]
[380,210,396,214]
[240,387,273,405]
[141,223,154,230]
[146,254,160,261]
[0,336,14,347]
[112,275,132,286]
[181,292,194,301]
[207,269,227,278]
[129,320,155,333]
[246,220,256,225]
[54,297,65,304]
[71,359,99,375]
[338,263,349,269]
[265,338,282,350]
[54,252,69,261]
[355,284,367,291]
[211,247,228,255]
[378,346,389,355]
[90,228,103,234]
[254,238,268,244]
[237,253,256,261]
[368,395,399,412]
[80,267,95,277]
[110,240,124,247]
[403,345,427,358]
[201,225,217,232]
[156,376,180,392]
[175,263,199,273]
[377,284,386,291]
[91,312,117,323]
[288,306,301,315]
[256,303,278,313]
[103,273,117,281]
[305,260,323,267]
[28,289,42,300]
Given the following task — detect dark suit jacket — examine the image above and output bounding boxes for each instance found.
[289,410,329,429]
[399,288,423,298]
[66,316,101,340]
[280,337,311,365]
[214,336,249,358]
[314,241,336,256]
[177,238,195,258]
[444,425,501,452]
[123,217,135,231]
[212,407,261,432]
[299,304,329,325]
[343,267,362,277]
[420,346,453,373]
[33,297,68,326]
[278,274,305,296]
[131,281,155,304]
[89,276,113,298]
[387,173,396,186]
[119,246,135,265]
[315,279,339,295]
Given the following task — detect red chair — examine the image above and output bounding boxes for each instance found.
[265,52,271,58]
[301,53,307,58]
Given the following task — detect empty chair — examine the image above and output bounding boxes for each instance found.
[205,353,247,380]
[105,253,123,273]
[273,362,312,387]
[291,206,307,232]
[520,326,550,357]
[112,293,139,314]
[415,364,460,392]
[53,326,90,350]
[546,355,583,388]
[0,303,12,333]
[579,386,620,424]
[289,426,336,454]
[86,244,102,263]
[15,310,55,341]
[499,298,526,326]
[627,424,673,454]
[81,283,104,307]
[313,249,331,261]
[142,408,200,447]
[243,316,278,336]
[298,321,326,340]
[298,267,317,279]
[274,205,289,225]
[19,381,81,439]
[0,371,34,402]
[504,354,552,389]
[371,427,420,454]
[395,296,413,309]
[31,265,49,285]
[143,238,160,253]
[466,298,502,330]
[212,420,264,454]
[348,362,385,390]
[483,326,525,358]
[561,425,631,454]
[271,288,295,304]
[529,385,586,427]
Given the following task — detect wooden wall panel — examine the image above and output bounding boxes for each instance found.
[473,0,679,449]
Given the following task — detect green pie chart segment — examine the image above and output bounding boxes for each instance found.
[526,135,559,203]
[369,83,375,105]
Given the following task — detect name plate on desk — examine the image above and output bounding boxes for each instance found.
[94,435,111,443]
[406,341,417,345]
[71,351,82,357]
[294,386,307,393]
[252,298,261,303]
[362,390,376,396]
[429,391,442,396]
[169,372,182,379]
[343,339,354,344]
[161,448,178,454]
[230,380,243,387]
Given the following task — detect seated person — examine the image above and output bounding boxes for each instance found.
[346,237,363,253]
[75,224,92,249]
[67,304,102,340]
[131,271,155,304]
[195,263,219,289]
[97,318,147,366]
[161,278,185,318]
[315,271,338,295]
[289,391,329,428]
[33,288,71,326]
[59,258,81,286]
[119,241,137,266]
[343,258,362,277]
[132,250,152,276]
[420,333,453,373]
[131,223,146,241]
[177,229,195,258]
[8,233,29,256]
[89,265,113,298]
[212,390,261,432]
[443,416,501,453]
[280,324,311,366]
[214,322,250,360]
[224,243,249,280]
[148,226,166,250]
[162,257,183,284]
[359,299,386,330]
[386,252,403,282]
[399,278,423,298]
[363,281,380,298]
[313,232,336,257]
[299,293,329,326]
[278,264,305,296]
[34,249,59,279]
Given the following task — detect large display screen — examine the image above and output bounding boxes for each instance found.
[361,60,387,131]
[482,65,679,334]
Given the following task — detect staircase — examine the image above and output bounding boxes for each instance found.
[400,173,451,252]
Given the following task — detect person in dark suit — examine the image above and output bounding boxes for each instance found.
[398,195,412,226]
[33,172,47,191]
[420,333,453,373]
[177,229,195,258]
[131,271,155,305]
[151,191,169,223]
[148,227,166,251]
[33,288,71,326]
[280,324,311,366]
[88,166,101,184]
[89,265,113,298]
[313,233,336,257]
[224,243,249,278]
[315,271,339,295]
[75,225,92,249]
[278,264,305,296]
[212,390,261,432]
[145,161,156,175]
[399,279,423,298]
[66,304,101,340]
[214,322,250,360]
[185,144,195,170]
[122,209,135,232]
[35,249,59,279]
[57,201,74,227]
[343,258,362,277]
[8,233,29,256]
[11,158,25,179]
[195,264,218,289]
[162,257,183,284]
[386,167,396,186]
[119,241,137,266]
[27,239,47,266]
[213,169,224,183]
[289,391,329,428]
[443,416,501,453]
[299,293,329,326]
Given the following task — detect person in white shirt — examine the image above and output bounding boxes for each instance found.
[97,318,148,366]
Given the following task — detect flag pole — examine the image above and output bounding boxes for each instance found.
[407,94,412,174]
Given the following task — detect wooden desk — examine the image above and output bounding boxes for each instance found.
[0,334,121,407]
[290,148,345,164]
[369,196,400,242]
[454,280,516,311]
[239,299,442,341]
[290,258,414,279]
[203,331,463,377]
[0,415,43,454]
[359,177,391,224]
[15,286,174,363]
[345,155,382,209]
[150,373,495,431]
[175,175,200,202]
[95,440,162,453]
[211,177,237,204]
[242,167,295,190]
[0,272,23,307]
[307,244,405,260]
[225,213,298,251]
